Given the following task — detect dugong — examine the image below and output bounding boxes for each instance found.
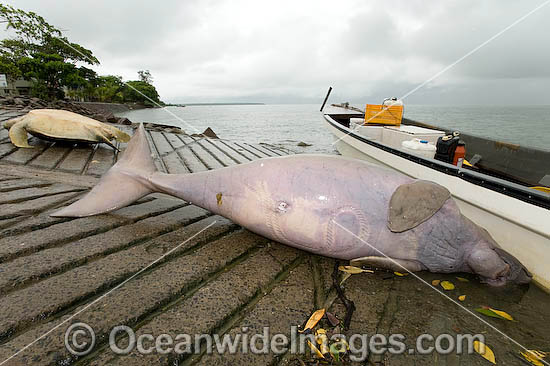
[52,124,531,286]
[4,109,130,149]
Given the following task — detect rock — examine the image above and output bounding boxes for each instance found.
[107,115,119,123]
[13,98,25,106]
[297,141,312,147]
[117,117,132,125]
[201,127,218,139]
[167,127,184,134]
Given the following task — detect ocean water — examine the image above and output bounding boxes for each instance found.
[117,104,550,153]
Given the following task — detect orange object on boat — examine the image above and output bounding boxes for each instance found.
[364,104,403,126]
[453,141,466,165]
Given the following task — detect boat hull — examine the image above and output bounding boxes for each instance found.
[324,114,550,292]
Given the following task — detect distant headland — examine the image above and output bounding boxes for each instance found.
[165,103,265,107]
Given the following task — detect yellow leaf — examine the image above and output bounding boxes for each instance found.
[338,265,374,274]
[307,340,325,358]
[456,276,469,282]
[315,329,329,354]
[473,341,496,364]
[394,271,409,276]
[432,279,441,286]
[440,281,455,290]
[458,295,466,301]
[299,308,325,333]
[521,350,545,366]
[488,308,514,321]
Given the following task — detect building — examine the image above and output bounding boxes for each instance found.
[0,74,32,96]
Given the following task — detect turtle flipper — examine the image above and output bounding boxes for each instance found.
[3,115,25,130]
[96,132,119,151]
[104,125,131,143]
[87,125,119,151]
[350,256,426,272]
[8,121,32,148]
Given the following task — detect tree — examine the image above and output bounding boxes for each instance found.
[123,80,161,106]
[0,4,99,99]
[94,75,125,103]
[137,70,153,84]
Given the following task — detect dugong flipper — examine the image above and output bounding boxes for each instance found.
[51,124,532,286]
[388,180,451,232]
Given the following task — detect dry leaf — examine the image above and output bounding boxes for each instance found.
[307,340,325,358]
[488,308,514,321]
[300,308,325,333]
[91,160,99,164]
[458,295,466,301]
[315,329,330,354]
[394,272,409,276]
[326,312,340,327]
[440,281,455,290]
[338,265,374,274]
[432,279,441,286]
[475,307,514,321]
[473,340,496,364]
[521,350,546,366]
[456,276,469,282]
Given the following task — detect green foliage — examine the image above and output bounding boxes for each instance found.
[137,70,153,84]
[0,5,162,104]
[124,80,161,106]
[94,75,125,103]
[0,4,98,100]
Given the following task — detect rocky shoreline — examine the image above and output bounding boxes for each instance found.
[0,95,135,125]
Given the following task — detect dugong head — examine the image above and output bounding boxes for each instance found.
[467,239,532,286]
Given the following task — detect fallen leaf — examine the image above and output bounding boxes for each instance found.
[394,272,409,276]
[456,276,469,282]
[475,307,514,321]
[488,308,514,321]
[338,265,374,274]
[329,338,349,362]
[432,279,441,286]
[91,160,99,163]
[475,308,503,319]
[315,329,330,354]
[300,308,325,333]
[521,350,546,366]
[307,340,325,358]
[440,281,455,290]
[326,312,340,327]
[473,340,496,364]
[458,295,466,301]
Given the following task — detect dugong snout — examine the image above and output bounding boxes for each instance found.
[468,245,532,286]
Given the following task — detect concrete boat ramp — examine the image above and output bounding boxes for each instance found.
[0,109,548,365]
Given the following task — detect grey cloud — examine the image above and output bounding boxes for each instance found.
[2,0,549,104]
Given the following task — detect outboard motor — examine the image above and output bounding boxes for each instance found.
[435,131,460,164]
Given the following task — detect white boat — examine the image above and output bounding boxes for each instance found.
[322,104,550,292]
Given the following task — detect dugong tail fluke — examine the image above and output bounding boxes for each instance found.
[52,124,156,217]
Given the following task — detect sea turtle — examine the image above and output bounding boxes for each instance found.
[3,109,131,150]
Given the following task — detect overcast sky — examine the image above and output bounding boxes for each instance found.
[4,0,550,104]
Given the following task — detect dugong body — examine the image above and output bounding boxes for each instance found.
[4,109,130,149]
[52,124,531,286]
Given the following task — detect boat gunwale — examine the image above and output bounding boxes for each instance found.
[323,113,550,211]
